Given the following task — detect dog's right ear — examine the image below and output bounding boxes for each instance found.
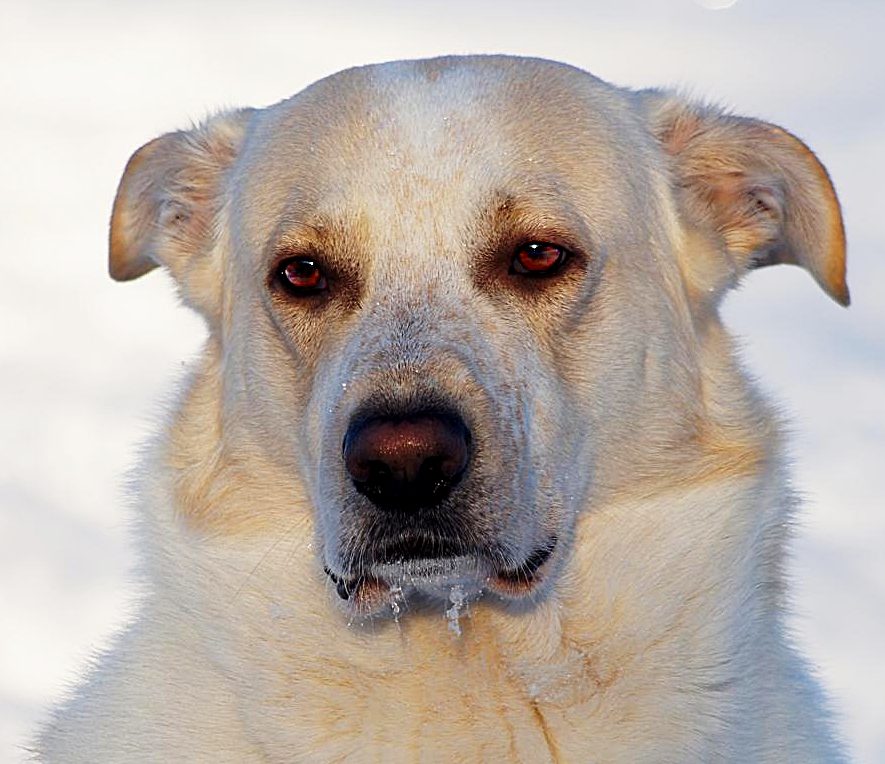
[109,109,254,311]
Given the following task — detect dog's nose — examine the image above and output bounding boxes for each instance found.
[343,413,470,511]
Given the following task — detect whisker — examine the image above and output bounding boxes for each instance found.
[231,521,301,603]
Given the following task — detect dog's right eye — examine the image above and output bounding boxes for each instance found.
[277,257,328,295]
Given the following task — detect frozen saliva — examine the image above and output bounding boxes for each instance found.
[445,585,466,637]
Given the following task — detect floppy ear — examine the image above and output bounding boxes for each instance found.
[642,92,848,306]
[109,108,255,315]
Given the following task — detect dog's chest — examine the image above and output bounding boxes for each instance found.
[214,599,719,764]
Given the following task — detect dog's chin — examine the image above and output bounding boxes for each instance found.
[325,539,558,618]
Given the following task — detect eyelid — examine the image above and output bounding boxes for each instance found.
[272,239,320,265]
[269,233,325,274]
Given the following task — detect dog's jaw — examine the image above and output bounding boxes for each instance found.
[323,537,559,618]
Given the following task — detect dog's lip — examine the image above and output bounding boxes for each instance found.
[323,569,391,616]
[486,538,557,597]
[324,537,558,613]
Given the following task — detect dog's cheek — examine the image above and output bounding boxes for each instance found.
[222,291,343,493]
[484,326,579,546]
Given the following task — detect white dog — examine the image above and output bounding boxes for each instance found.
[38,56,848,762]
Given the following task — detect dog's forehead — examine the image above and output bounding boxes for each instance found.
[231,56,655,265]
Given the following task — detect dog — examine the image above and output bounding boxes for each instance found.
[37,56,848,762]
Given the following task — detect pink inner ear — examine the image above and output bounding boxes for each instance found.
[701,174,785,267]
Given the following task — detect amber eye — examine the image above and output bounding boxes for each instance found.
[511,242,569,276]
[278,257,327,294]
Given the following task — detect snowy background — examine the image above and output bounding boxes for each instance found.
[1,0,883,760]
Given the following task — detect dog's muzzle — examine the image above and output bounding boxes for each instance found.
[326,406,558,615]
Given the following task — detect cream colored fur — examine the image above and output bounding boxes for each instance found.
[37,56,847,763]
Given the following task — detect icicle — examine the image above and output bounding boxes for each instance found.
[445,585,466,637]
[388,585,405,623]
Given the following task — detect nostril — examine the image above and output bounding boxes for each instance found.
[435,440,471,479]
[342,411,470,511]
[361,461,394,487]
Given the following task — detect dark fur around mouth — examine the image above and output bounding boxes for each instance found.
[323,566,350,599]
[374,533,469,564]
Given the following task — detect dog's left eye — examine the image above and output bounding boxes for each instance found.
[278,257,328,294]
[510,242,569,276]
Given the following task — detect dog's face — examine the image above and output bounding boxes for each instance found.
[109,57,847,616]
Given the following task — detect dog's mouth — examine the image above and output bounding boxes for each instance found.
[324,537,558,617]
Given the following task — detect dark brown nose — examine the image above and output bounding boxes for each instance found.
[343,412,471,511]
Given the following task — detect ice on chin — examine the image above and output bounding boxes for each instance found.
[373,554,486,589]
[374,556,484,627]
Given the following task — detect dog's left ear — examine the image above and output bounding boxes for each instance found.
[109,108,255,317]
[642,92,848,306]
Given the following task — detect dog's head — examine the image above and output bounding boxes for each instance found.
[109,57,846,616]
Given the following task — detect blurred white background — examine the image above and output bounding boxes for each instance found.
[1,0,883,761]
